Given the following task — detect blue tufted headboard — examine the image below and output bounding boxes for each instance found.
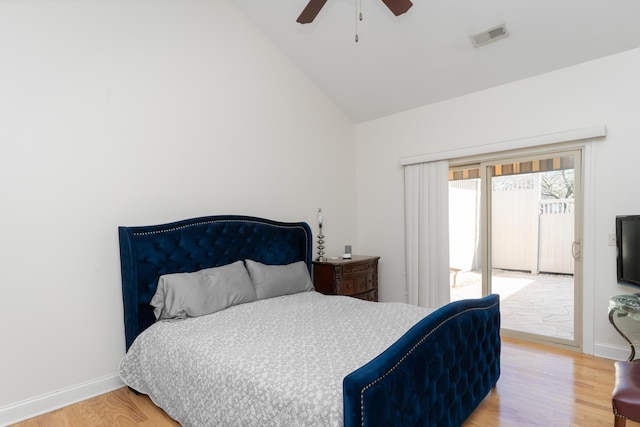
[118,215,312,350]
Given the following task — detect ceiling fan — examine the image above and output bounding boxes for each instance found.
[296,0,413,24]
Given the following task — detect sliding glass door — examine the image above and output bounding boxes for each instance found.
[450,148,582,348]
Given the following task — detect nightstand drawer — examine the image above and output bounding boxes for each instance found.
[342,275,375,295]
[312,255,379,302]
[343,262,374,276]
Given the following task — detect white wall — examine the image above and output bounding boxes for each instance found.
[0,0,355,419]
[355,47,640,358]
[5,0,639,421]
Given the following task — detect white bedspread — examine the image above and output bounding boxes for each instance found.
[119,291,433,427]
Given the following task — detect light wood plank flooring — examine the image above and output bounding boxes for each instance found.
[10,337,639,427]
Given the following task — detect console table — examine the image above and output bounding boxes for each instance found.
[609,294,640,361]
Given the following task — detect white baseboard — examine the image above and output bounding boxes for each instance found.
[0,374,124,427]
[594,341,633,361]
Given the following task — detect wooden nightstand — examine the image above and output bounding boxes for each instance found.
[312,255,380,301]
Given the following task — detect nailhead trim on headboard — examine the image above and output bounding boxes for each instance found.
[119,215,312,351]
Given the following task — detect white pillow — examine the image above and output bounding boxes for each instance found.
[245,259,314,300]
[151,260,257,320]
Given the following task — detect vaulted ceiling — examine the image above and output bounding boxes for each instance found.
[229,0,640,123]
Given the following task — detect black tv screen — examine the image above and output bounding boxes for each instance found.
[617,215,640,287]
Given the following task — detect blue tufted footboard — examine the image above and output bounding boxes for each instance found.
[343,294,500,427]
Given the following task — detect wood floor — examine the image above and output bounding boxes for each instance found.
[10,337,639,427]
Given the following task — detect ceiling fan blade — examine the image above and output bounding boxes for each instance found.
[297,0,328,24]
[380,0,413,16]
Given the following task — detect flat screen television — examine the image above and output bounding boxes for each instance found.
[616,215,640,287]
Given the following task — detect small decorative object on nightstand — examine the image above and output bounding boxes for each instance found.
[313,255,379,301]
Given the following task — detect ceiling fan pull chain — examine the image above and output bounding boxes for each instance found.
[354,0,358,42]
[354,0,362,42]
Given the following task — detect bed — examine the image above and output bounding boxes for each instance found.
[118,215,500,427]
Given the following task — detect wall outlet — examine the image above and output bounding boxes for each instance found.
[609,233,617,246]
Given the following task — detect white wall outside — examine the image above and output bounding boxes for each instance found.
[491,175,538,272]
[538,200,575,274]
[449,179,481,272]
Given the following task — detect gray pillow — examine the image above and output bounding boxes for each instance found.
[245,259,314,300]
[151,260,257,320]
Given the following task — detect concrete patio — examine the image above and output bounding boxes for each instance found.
[450,269,574,340]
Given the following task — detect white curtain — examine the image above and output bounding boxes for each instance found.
[404,160,450,308]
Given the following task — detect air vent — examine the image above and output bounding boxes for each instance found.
[471,24,509,47]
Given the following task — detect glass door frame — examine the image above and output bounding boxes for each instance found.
[454,147,584,350]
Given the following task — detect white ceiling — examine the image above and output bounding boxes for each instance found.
[229,0,640,123]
